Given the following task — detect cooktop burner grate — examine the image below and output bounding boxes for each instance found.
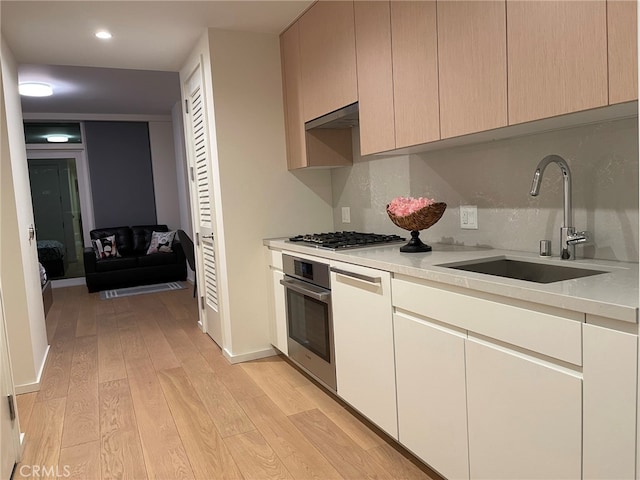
[288,231,405,250]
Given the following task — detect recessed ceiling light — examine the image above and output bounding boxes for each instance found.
[95,30,112,40]
[19,82,53,97]
[46,135,69,143]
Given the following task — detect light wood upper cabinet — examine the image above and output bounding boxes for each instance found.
[507,0,608,125]
[355,0,440,154]
[354,1,395,155]
[437,1,507,139]
[282,0,630,167]
[608,0,638,104]
[281,23,353,170]
[299,1,358,123]
[391,1,440,148]
[281,23,306,170]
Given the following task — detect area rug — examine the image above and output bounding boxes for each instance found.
[100,281,187,300]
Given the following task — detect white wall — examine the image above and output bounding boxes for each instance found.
[206,28,333,358]
[149,120,181,229]
[333,117,639,263]
[1,38,49,392]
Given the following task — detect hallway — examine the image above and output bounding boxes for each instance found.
[15,286,436,479]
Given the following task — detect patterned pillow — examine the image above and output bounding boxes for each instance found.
[146,230,176,254]
[92,235,120,259]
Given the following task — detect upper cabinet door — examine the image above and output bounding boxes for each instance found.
[299,1,358,122]
[437,1,507,139]
[391,1,440,148]
[354,1,395,155]
[507,0,608,125]
[281,24,307,170]
[608,0,638,104]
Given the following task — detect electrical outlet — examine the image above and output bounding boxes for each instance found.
[460,205,478,229]
[341,207,351,223]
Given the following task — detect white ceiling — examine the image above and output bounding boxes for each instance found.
[1,0,312,115]
[17,64,182,115]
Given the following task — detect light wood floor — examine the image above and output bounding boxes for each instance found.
[14,285,439,480]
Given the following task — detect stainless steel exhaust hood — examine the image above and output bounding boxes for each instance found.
[305,102,359,130]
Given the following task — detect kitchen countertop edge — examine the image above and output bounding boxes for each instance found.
[264,238,639,324]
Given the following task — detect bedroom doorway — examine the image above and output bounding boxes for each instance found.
[26,146,94,282]
[28,158,85,279]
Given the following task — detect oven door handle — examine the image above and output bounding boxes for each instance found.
[280,278,331,302]
[330,267,382,285]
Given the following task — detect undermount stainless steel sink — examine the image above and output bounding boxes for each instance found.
[439,258,607,284]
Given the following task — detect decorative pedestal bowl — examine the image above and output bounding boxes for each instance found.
[387,202,447,253]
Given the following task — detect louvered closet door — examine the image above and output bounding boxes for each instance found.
[183,60,222,347]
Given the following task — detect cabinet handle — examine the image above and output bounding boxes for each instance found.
[330,267,381,285]
[280,278,331,302]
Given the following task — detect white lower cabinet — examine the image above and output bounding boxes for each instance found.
[265,249,288,355]
[269,267,288,355]
[331,261,397,439]
[394,312,469,480]
[265,252,638,479]
[465,337,582,479]
[583,321,638,479]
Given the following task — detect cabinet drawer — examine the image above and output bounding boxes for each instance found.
[392,276,583,365]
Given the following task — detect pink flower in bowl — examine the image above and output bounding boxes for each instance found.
[387,196,435,217]
[386,197,447,253]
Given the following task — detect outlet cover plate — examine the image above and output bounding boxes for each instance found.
[460,205,478,229]
[341,207,351,223]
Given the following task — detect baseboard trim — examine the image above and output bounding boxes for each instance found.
[223,346,278,364]
[52,277,86,288]
[14,344,50,394]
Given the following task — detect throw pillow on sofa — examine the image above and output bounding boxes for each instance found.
[146,230,176,254]
[92,235,120,259]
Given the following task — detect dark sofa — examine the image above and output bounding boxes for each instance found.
[84,224,187,293]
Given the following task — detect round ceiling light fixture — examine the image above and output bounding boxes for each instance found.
[46,135,70,143]
[95,30,112,40]
[18,82,53,97]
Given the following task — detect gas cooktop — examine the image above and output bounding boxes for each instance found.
[288,231,405,250]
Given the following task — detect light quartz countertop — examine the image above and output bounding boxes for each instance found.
[264,238,639,324]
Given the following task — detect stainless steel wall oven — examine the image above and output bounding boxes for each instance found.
[280,254,336,391]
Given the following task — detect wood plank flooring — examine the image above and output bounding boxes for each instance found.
[15,286,439,480]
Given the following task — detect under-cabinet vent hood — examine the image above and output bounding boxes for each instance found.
[305,102,359,130]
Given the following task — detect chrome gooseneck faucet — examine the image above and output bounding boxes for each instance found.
[529,154,589,260]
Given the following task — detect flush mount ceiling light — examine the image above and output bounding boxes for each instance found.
[18,82,53,97]
[46,135,69,143]
[95,30,112,40]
